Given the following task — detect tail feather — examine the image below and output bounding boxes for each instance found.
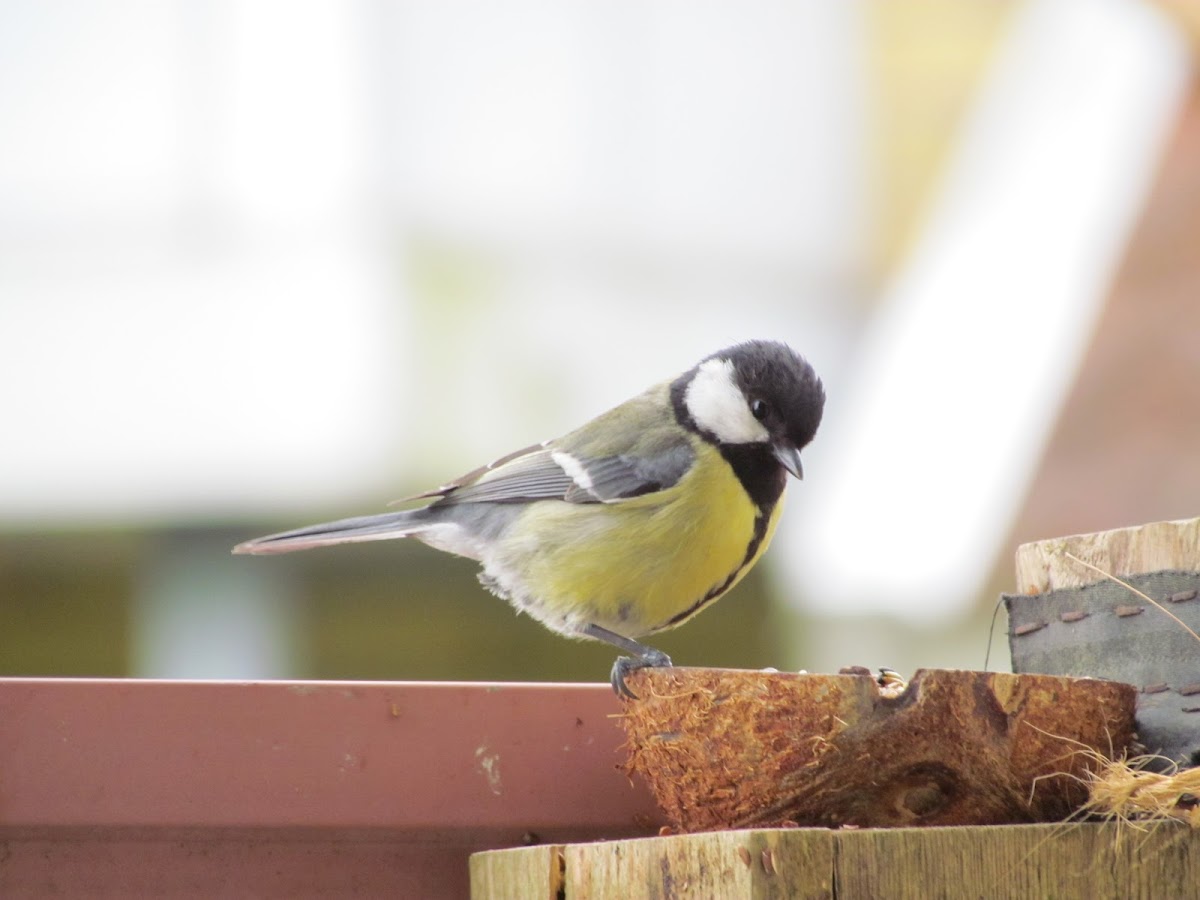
[233,510,428,555]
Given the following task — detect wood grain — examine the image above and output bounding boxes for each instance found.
[1015,516,1200,594]
[472,824,1200,899]
[469,845,563,900]
[475,829,835,900]
[835,822,1200,900]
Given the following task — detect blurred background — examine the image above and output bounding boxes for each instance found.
[2,0,1198,682]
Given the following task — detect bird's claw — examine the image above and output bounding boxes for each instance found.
[610,648,673,700]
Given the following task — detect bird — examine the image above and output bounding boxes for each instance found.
[233,339,825,698]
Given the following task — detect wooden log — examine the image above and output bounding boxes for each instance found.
[470,823,1200,900]
[1015,516,1200,594]
[617,667,1135,832]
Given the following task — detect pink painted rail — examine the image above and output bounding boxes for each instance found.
[0,678,660,898]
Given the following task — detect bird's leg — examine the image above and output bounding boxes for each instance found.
[582,624,673,700]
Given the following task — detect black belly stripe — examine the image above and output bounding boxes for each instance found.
[662,506,773,629]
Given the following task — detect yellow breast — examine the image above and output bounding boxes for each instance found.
[491,439,783,639]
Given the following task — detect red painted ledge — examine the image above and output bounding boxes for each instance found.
[0,678,662,898]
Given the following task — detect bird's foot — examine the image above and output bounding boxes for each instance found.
[610,648,673,700]
[581,623,674,700]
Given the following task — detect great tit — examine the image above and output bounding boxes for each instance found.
[234,339,824,697]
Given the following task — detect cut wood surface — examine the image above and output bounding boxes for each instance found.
[1015,516,1200,594]
[469,844,564,900]
[471,823,1200,900]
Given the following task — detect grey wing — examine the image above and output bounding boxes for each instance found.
[411,438,694,507]
[433,446,575,504]
[404,382,697,507]
[558,443,695,502]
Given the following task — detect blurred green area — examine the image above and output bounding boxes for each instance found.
[0,532,134,676]
[0,528,787,682]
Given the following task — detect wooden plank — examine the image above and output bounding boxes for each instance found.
[472,824,1200,899]
[470,845,564,900]
[564,829,834,899]
[835,822,1200,900]
[1015,516,1200,594]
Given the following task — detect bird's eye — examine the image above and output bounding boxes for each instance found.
[750,399,769,421]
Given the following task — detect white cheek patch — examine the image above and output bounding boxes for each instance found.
[684,358,770,444]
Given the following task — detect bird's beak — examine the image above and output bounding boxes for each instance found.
[773,442,803,480]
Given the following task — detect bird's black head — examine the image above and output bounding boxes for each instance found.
[673,340,825,479]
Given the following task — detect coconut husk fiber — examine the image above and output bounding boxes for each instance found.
[619,667,1136,832]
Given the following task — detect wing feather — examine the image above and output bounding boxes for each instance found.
[399,382,697,507]
[440,449,576,504]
